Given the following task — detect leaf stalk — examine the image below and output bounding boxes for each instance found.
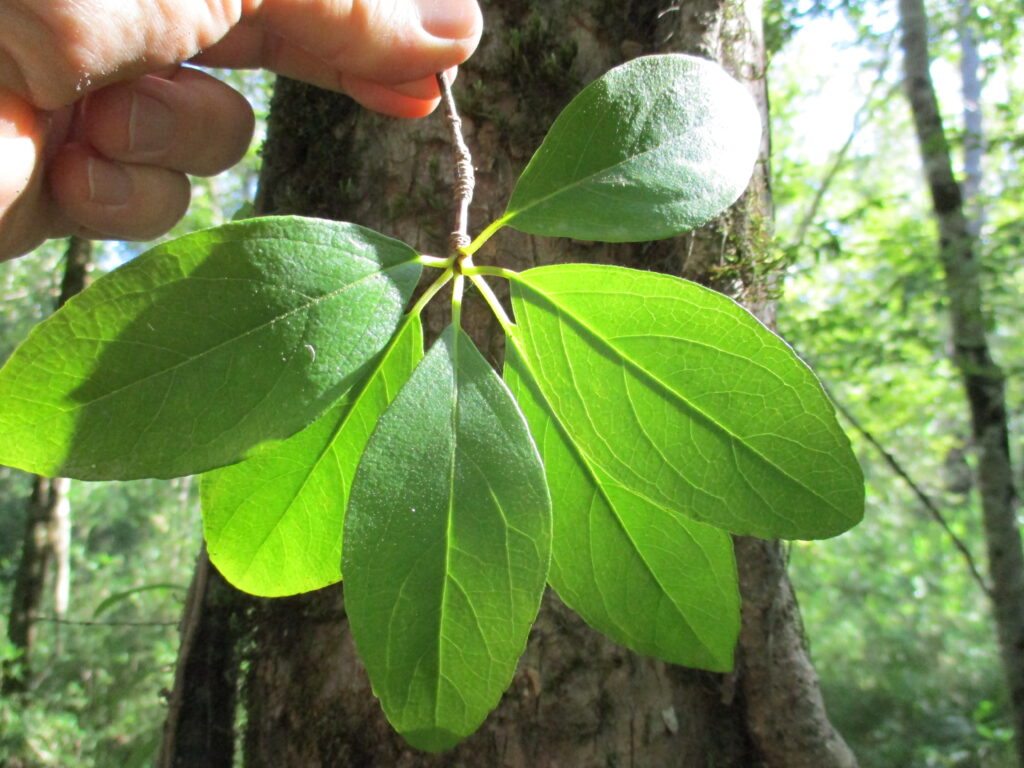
[409,268,454,318]
[468,274,515,334]
[451,272,465,329]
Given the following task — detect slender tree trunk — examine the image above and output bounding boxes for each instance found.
[3,477,65,692]
[227,2,856,766]
[50,476,70,656]
[898,0,1024,763]
[55,236,91,310]
[156,550,241,768]
[2,237,90,693]
[957,0,984,239]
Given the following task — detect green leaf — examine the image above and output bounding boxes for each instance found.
[0,217,421,480]
[499,54,761,242]
[201,315,424,597]
[509,264,864,540]
[505,345,739,671]
[343,326,551,753]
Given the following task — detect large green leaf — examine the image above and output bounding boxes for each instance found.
[201,315,423,597]
[505,345,739,670]
[0,217,421,480]
[343,326,551,753]
[499,54,761,242]
[510,264,864,540]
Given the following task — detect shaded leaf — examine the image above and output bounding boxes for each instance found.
[201,316,423,596]
[510,264,864,540]
[343,326,551,752]
[500,54,761,242]
[505,345,739,670]
[0,217,421,480]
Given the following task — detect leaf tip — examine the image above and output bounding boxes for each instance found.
[400,726,466,754]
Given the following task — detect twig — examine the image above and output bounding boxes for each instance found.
[819,379,994,598]
[32,616,178,627]
[436,71,475,254]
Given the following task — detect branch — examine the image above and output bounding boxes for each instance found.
[790,35,897,255]
[818,379,994,598]
[31,616,178,627]
[436,71,475,254]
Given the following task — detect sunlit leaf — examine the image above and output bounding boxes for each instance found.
[505,345,739,670]
[0,217,421,480]
[499,54,761,242]
[201,316,423,596]
[510,264,864,540]
[343,326,551,753]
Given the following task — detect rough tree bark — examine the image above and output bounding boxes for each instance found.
[207,2,857,767]
[898,0,1024,763]
[2,237,90,694]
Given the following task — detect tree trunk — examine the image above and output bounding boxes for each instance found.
[2,237,90,693]
[3,476,67,693]
[156,550,241,768]
[957,0,984,239]
[224,2,858,766]
[898,0,1024,763]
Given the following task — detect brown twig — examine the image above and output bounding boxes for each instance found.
[32,616,178,627]
[436,71,475,254]
[790,34,897,256]
[820,380,994,599]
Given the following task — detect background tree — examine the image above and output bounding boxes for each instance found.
[897,0,1024,761]
[770,0,1023,763]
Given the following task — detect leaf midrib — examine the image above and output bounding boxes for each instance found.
[436,329,460,728]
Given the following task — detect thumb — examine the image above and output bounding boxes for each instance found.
[0,93,50,260]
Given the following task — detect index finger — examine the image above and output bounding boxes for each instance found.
[193,0,481,88]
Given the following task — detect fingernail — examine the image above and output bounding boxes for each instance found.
[87,156,132,205]
[416,0,478,39]
[129,89,174,155]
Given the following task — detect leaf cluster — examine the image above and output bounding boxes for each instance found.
[0,55,863,751]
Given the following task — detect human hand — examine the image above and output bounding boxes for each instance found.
[0,0,482,260]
